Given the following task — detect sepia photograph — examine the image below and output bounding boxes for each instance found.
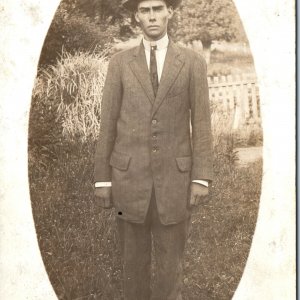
[0,0,295,299]
[28,1,262,299]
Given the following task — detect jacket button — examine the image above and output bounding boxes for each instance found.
[152,148,158,153]
[152,119,157,125]
[152,134,157,139]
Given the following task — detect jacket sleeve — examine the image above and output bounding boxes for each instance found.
[94,55,122,182]
[189,53,214,182]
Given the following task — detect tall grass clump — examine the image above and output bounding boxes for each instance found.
[33,50,108,142]
[30,50,109,174]
[210,102,239,173]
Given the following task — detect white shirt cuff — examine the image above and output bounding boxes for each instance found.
[95,180,208,188]
[192,180,209,187]
[95,182,112,188]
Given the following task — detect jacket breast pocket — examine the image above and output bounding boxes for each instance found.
[167,87,188,98]
[110,151,131,171]
[175,156,192,172]
[167,75,189,98]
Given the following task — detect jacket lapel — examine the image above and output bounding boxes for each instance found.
[151,41,184,117]
[129,43,155,105]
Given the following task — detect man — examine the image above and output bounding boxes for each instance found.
[94,0,213,298]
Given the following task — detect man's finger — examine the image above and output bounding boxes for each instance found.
[104,197,111,208]
[99,197,105,206]
[97,197,109,208]
[190,194,196,206]
[199,195,209,205]
[203,195,210,204]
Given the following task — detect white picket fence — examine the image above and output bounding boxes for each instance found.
[208,73,261,129]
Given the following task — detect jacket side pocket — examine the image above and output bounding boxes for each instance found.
[109,151,131,171]
[175,156,192,172]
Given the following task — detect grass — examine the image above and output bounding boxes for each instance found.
[208,49,256,77]
[29,138,261,300]
[33,50,108,143]
[29,49,262,299]
[182,159,261,299]
[29,141,123,300]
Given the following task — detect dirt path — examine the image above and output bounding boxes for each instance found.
[235,146,263,167]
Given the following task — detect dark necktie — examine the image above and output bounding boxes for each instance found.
[150,45,159,96]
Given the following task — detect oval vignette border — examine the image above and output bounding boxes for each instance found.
[0,0,295,299]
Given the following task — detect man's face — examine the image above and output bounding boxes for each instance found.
[135,0,174,41]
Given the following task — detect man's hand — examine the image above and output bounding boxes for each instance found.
[94,187,113,209]
[189,182,209,207]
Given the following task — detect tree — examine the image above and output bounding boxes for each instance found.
[173,0,244,47]
[39,0,247,66]
[39,0,133,66]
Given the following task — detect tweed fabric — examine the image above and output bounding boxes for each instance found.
[94,41,213,224]
[117,188,189,300]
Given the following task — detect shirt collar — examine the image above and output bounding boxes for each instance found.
[143,34,169,51]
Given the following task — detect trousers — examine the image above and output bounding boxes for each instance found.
[116,188,190,300]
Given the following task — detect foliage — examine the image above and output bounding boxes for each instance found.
[53,52,107,142]
[29,76,63,171]
[40,0,248,65]
[234,123,263,147]
[210,102,239,173]
[173,0,243,47]
[39,1,123,66]
[30,51,108,174]
[68,0,125,21]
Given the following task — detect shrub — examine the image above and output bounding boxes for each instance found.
[39,7,117,66]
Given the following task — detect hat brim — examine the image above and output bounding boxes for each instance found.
[122,0,182,12]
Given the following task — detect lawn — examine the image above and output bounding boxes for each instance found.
[208,47,256,77]
[29,138,261,299]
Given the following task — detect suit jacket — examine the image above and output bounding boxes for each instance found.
[94,40,213,225]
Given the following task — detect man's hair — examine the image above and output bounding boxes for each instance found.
[135,0,170,11]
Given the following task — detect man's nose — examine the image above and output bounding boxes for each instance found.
[149,9,156,20]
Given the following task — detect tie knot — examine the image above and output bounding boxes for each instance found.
[151,45,157,51]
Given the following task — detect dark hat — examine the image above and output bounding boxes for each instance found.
[122,0,182,11]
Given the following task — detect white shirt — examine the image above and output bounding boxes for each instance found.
[95,34,208,188]
[142,34,169,82]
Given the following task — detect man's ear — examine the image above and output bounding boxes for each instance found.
[134,11,140,23]
[167,6,174,19]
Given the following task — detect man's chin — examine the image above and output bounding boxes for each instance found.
[145,32,165,41]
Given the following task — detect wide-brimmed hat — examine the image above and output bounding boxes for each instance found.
[122,0,182,12]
